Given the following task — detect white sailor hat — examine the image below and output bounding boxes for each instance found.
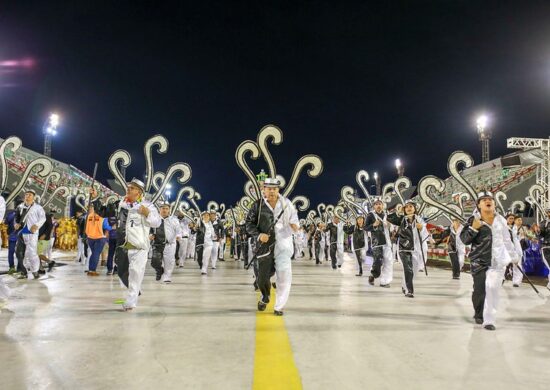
[476,191,494,202]
[159,202,171,208]
[263,177,281,188]
[372,197,384,205]
[127,178,145,192]
[24,188,36,196]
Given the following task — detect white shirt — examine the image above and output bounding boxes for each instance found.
[162,215,182,244]
[180,218,191,238]
[263,195,299,242]
[17,201,46,235]
[0,195,5,222]
[204,221,214,243]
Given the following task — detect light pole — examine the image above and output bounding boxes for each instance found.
[395,159,404,177]
[373,172,381,195]
[42,113,60,157]
[476,114,491,163]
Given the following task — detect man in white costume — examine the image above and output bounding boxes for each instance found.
[177,215,191,267]
[15,190,46,279]
[327,216,345,270]
[365,199,394,287]
[245,177,299,316]
[150,203,181,283]
[115,179,161,311]
[460,191,518,330]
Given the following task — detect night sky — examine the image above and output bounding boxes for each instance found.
[1,1,550,208]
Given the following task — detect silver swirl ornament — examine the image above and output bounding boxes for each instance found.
[291,195,310,212]
[282,155,323,198]
[394,176,412,205]
[257,125,283,178]
[108,149,131,192]
[447,151,477,200]
[510,200,525,214]
[528,184,546,215]
[207,201,220,213]
[381,182,395,204]
[417,175,466,223]
[494,191,507,214]
[235,141,262,199]
[144,134,169,192]
[6,157,53,204]
[150,162,192,204]
[0,136,22,191]
[355,170,372,206]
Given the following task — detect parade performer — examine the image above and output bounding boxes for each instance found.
[114,179,161,311]
[537,207,550,289]
[344,215,370,276]
[245,177,299,316]
[210,210,224,267]
[194,211,214,275]
[14,190,46,280]
[460,191,518,330]
[150,203,182,283]
[365,199,393,287]
[432,217,466,279]
[387,201,426,297]
[327,215,345,270]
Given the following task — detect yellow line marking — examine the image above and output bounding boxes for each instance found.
[253,293,302,390]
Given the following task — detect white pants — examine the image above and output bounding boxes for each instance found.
[512,259,524,285]
[47,238,55,260]
[363,253,374,274]
[187,240,195,259]
[412,249,426,273]
[125,248,148,308]
[540,248,550,284]
[336,243,344,266]
[162,242,177,282]
[178,237,189,266]
[218,240,225,259]
[211,242,219,269]
[23,234,40,273]
[201,242,213,273]
[380,245,394,285]
[274,239,293,311]
[483,268,505,327]
[77,237,90,264]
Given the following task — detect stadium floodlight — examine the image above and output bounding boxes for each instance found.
[476,113,491,163]
[373,172,381,195]
[43,112,61,157]
[395,159,404,177]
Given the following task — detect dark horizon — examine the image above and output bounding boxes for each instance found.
[1,1,549,208]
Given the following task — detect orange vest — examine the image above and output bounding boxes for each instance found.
[85,214,105,239]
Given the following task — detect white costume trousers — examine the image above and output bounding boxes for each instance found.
[178,237,189,266]
[218,240,225,259]
[336,243,344,266]
[379,245,394,285]
[23,234,40,273]
[274,239,293,312]
[201,242,213,273]
[125,248,148,308]
[483,268,505,327]
[211,242,219,269]
[162,242,177,282]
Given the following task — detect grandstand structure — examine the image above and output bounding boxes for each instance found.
[0,137,117,216]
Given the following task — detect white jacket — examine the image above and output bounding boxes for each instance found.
[120,200,161,250]
[161,215,182,244]
[17,201,46,235]
[0,196,5,222]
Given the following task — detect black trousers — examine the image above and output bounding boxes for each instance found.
[196,245,204,268]
[243,241,249,267]
[15,234,27,273]
[314,241,321,264]
[324,246,329,261]
[471,269,487,321]
[330,243,337,269]
[308,242,313,258]
[230,238,235,257]
[400,251,414,294]
[151,244,164,275]
[257,254,276,302]
[449,252,461,278]
[354,250,363,274]
[115,247,130,288]
[371,246,384,278]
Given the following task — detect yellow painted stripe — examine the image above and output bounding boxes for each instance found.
[253,293,302,390]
